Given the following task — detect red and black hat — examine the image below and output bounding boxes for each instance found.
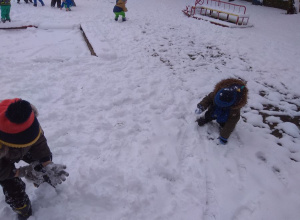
[0,98,41,148]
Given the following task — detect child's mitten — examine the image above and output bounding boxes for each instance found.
[43,162,69,187]
[218,136,228,145]
[195,104,204,114]
[18,164,45,185]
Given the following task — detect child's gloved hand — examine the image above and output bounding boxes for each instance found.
[195,104,204,114]
[18,164,45,185]
[43,162,69,187]
[218,136,228,145]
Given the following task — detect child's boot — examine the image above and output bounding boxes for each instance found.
[13,200,32,220]
[1,18,5,23]
[122,17,126,22]
[33,4,37,6]
[115,17,118,21]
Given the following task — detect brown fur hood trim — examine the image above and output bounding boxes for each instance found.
[213,78,248,109]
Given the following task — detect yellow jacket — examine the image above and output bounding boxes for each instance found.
[115,0,128,12]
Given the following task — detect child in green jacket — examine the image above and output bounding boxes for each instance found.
[0,0,11,23]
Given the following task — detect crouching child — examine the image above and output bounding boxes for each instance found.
[61,0,73,11]
[195,78,248,145]
[113,0,128,22]
[0,98,69,220]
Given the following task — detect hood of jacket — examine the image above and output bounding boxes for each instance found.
[212,78,248,110]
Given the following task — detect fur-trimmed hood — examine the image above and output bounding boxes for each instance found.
[213,78,248,109]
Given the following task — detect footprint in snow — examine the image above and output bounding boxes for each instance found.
[255,151,267,162]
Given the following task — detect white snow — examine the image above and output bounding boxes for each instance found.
[1,0,300,220]
[276,122,300,138]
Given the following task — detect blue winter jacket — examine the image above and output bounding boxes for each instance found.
[61,0,73,8]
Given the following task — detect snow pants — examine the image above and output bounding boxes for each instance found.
[114,11,126,18]
[51,0,61,8]
[0,177,30,211]
[1,5,11,20]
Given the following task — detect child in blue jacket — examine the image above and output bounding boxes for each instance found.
[195,78,248,145]
[61,0,73,11]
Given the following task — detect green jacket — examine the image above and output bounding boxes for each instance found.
[199,78,248,139]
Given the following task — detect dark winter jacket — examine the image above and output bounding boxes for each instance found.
[0,101,51,181]
[0,132,52,181]
[113,0,127,13]
[198,78,248,139]
[0,0,11,6]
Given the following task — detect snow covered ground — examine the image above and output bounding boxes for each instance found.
[0,0,300,219]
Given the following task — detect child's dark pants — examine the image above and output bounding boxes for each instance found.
[51,0,61,7]
[0,177,30,210]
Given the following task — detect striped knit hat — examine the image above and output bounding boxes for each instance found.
[0,98,41,148]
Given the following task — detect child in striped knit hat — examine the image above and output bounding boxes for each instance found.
[0,98,69,220]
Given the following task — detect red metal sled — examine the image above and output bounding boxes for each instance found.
[183,0,250,27]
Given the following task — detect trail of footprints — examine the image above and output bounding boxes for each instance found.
[255,151,289,186]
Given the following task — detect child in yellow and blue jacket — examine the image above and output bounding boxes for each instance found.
[0,0,11,23]
[113,0,128,22]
